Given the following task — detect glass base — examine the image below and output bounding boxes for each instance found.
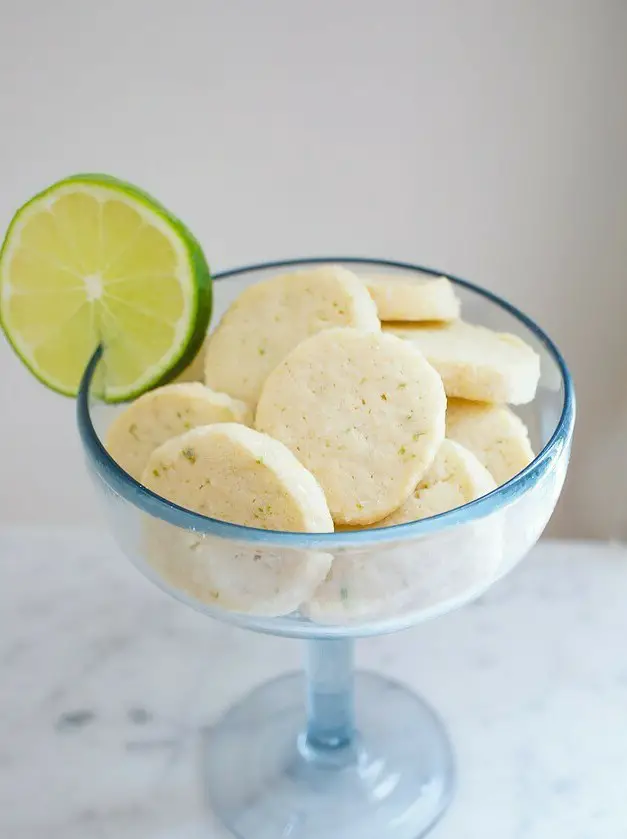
[202,671,455,839]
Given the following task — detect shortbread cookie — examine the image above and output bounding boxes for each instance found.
[106,383,252,480]
[376,439,496,527]
[302,545,419,624]
[363,273,460,321]
[204,265,380,404]
[171,338,209,383]
[255,328,446,525]
[306,443,500,624]
[384,320,540,404]
[304,515,503,624]
[143,518,332,617]
[142,423,333,532]
[446,398,535,484]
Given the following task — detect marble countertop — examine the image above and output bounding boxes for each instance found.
[1,526,626,839]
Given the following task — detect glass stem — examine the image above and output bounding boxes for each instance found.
[305,638,355,751]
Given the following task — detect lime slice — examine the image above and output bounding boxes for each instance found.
[0,174,212,401]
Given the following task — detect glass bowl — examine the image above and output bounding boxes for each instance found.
[77,257,575,839]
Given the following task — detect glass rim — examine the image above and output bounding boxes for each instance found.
[77,256,575,548]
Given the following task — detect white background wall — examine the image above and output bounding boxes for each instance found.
[0,0,625,539]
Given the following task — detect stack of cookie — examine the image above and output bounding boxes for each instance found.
[105,265,540,617]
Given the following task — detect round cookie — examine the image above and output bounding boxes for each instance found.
[106,382,252,480]
[204,265,380,405]
[383,320,540,404]
[255,327,446,526]
[143,517,332,617]
[170,338,209,383]
[302,546,419,624]
[304,514,503,625]
[446,398,535,485]
[363,273,460,322]
[141,423,333,532]
[375,439,496,527]
[305,441,500,625]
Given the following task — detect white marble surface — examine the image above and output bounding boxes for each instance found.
[1,527,626,839]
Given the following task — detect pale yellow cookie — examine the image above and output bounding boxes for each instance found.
[305,441,500,624]
[143,518,332,617]
[141,423,333,532]
[170,338,208,383]
[255,327,446,526]
[106,382,252,480]
[363,273,460,321]
[304,514,504,625]
[384,320,540,404]
[302,546,419,624]
[446,398,535,485]
[204,265,380,405]
[376,439,496,527]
